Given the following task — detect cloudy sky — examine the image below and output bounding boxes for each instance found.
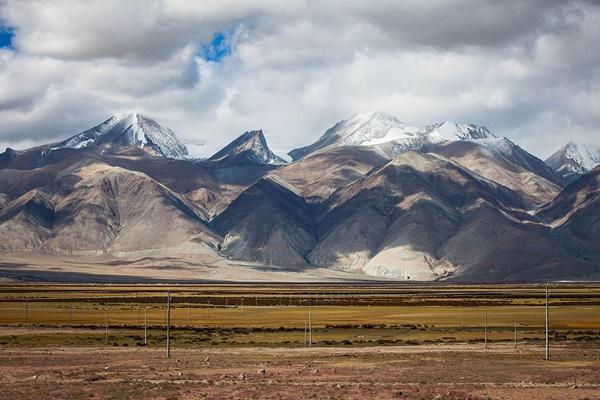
[1,0,599,159]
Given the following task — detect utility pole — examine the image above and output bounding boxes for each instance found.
[304,321,307,347]
[484,311,488,349]
[514,321,517,348]
[105,306,108,345]
[308,305,312,347]
[545,283,549,360]
[68,305,72,328]
[25,300,29,328]
[144,307,148,346]
[241,297,244,313]
[166,291,171,358]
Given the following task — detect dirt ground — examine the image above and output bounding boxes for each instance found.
[1,342,599,400]
[0,253,377,283]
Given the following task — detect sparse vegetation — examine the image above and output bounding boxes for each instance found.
[0,283,599,348]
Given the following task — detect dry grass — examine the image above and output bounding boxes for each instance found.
[0,284,599,348]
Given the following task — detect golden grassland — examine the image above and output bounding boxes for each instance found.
[0,283,599,348]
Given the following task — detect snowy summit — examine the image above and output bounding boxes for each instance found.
[289,111,419,160]
[288,111,496,160]
[546,142,600,179]
[52,113,190,160]
[420,121,495,142]
[209,130,286,165]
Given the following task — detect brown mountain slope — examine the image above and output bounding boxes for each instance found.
[102,154,276,219]
[213,177,317,267]
[270,146,388,203]
[0,160,220,256]
[425,140,562,207]
[0,191,55,252]
[307,152,590,281]
[536,166,600,264]
[0,149,276,223]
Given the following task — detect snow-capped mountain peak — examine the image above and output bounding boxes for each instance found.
[288,111,420,160]
[208,130,286,165]
[320,111,418,146]
[421,121,496,142]
[288,112,498,160]
[545,142,600,178]
[53,113,190,159]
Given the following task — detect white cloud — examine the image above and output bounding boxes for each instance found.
[0,0,599,159]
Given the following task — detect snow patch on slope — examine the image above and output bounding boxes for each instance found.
[374,121,497,158]
[338,111,420,146]
[421,121,496,141]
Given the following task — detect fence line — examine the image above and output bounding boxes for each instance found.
[0,288,598,359]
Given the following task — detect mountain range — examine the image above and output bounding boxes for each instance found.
[1,111,599,282]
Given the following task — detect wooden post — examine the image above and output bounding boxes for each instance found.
[144,307,148,346]
[68,305,72,328]
[166,291,171,358]
[25,300,29,328]
[241,297,244,313]
[514,321,517,348]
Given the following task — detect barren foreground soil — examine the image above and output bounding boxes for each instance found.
[1,343,599,400]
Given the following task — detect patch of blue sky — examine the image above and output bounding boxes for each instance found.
[201,32,232,63]
[0,25,13,49]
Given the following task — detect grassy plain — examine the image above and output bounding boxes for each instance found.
[1,284,600,399]
[0,283,599,348]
